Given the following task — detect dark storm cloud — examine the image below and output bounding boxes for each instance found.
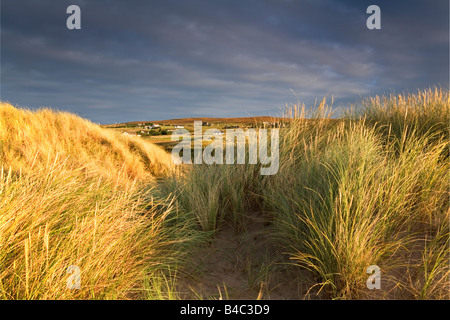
[1,0,448,123]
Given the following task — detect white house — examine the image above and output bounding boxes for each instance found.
[122,131,138,137]
[146,124,161,129]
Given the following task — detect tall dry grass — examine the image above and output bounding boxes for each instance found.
[0,103,174,183]
[264,90,449,299]
[353,87,449,143]
[158,163,262,232]
[161,90,449,299]
[0,162,177,299]
[1,88,448,300]
[0,103,184,299]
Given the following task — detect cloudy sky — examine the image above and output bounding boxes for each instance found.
[1,0,448,124]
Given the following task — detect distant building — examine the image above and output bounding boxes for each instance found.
[146,124,160,129]
[174,125,184,129]
[122,131,138,136]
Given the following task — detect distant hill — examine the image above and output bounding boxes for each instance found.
[106,116,286,126]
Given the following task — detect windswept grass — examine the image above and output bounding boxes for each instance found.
[265,90,449,299]
[160,90,449,299]
[158,163,262,232]
[0,103,186,299]
[0,103,174,183]
[353,87,449,143]
[0,160,179,299]
[266,120,448,298]
[1,88,448,300]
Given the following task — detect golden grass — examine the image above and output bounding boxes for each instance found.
[0,103,174,183]
[0,162,174,299]
[1,88,449,300]
[0,102,180,299]
[160,89,449,299]
[354,87,449,142]
[266,90,449,299]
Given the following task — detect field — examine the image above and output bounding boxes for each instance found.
[0,87,448,300]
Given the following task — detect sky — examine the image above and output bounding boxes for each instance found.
[1,0,448,124]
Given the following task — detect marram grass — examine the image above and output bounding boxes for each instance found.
[1,88,449,300]
[0,103,182,299]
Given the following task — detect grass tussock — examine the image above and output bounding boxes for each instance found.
[0,161,177,299]
[158,163,262,232]
[354,87,449,142]
[266,118,448,298]
[264,90,449,299]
